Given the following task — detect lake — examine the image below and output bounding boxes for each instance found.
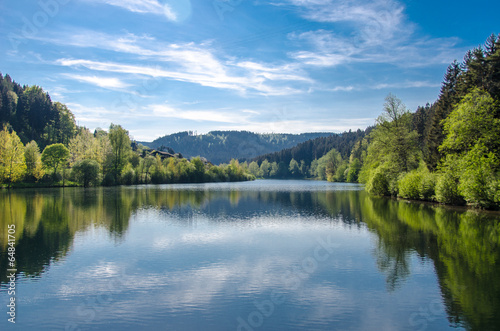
[1,180,499,330]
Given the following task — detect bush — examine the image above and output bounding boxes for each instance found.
[366,168,390,196]
[121,167,135,185]
[346,158,361,183]
[72,159,100,187]
[457,146,499,209]
[39,172,62,184]
[419,172,436,201]
[435,173,464,205]
[398,171,422,200]
[102,172,116,186]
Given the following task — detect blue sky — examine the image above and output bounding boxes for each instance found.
[1,0,498,141]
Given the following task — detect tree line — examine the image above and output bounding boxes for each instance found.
[0,74,253,188]
[0,124,254,188]
[246,33,500,209]
[246,129,368,181]
[360,34,500,209]
[144,130,334,165]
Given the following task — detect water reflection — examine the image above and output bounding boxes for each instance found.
[0,181,499,330]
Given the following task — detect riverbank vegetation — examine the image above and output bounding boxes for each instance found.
[0,124,254,188]
[358,34,500,210]
[246,34,500,209]
[0,74,253,188]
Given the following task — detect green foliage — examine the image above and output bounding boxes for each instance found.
[43,102,77,146]
[41,143,70,176]
[419,171,437,201]
[366,167,390,196]
[0,126,26,186]
[121,164,136,185]
[248,161,261,177]
[252,129,366,175]
[0,75,76,148]
[361,94,421,196]
[190,157,205,182]
[456,144,499,209]
[346,158,362,183]
[259,159,271,177]
[440,88,500,156]
[398,171,422,200]
[108,124,131,181]
[313,148,342,181]
[435,172,464,205]
[24,141,44,182]
[334,163,348,182]
[289,158,300,178]
[72,159,100,187]
[146,131,334,165]
[397,165,437,201]
[437,89,500,209]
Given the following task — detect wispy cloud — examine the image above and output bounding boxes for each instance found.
[63,74,131,89]
[219,118,374,134]
[150,104,247,123]
[371,81,441,90]
[82,0,178,20]
[46,30,312,95]
[285,1,463,68]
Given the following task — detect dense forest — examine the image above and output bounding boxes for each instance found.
[246,34,500,209]
[359,33,500,209]
[247,129,368,180]
[141,130,334,165]
[0,74,254,188]
[0,74,76,148]
[1,33,499,208]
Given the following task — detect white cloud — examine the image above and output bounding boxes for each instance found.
[285,1,462,68]
[31,28,313,96]
[371,81,441,90]
[63,74,131,89]
[150,104,245,123]
[218,118,374,134]
[83,0,178,20]
[331,85,355,92]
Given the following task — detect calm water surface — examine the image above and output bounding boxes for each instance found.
[1,180,499,330]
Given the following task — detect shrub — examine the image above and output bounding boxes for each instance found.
[419,172,437,201]
[457,145,499,209]
[398,171,422,200]
[102,172,116,186]
[72,159,100,187]
[366,168,390,196]
[121,166,135,185]
[435,173,464,205]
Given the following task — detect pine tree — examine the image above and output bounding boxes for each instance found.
[424,61,462,170]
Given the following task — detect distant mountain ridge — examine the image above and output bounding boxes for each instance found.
[139,130,334,164]
[252,128,369,167]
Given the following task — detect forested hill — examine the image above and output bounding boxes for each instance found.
[141,131,334,165]
[0,73,76,148]
[252,129,369,167]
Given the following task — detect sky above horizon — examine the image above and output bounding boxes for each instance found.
[1,0,498,141]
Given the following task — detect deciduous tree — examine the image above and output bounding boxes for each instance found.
[0,126,26,186]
